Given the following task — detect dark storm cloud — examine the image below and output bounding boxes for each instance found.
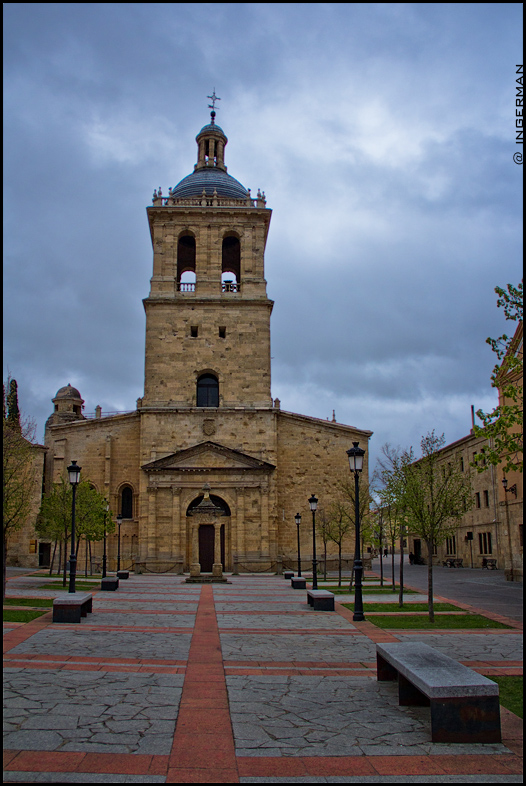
[3,3,523,473]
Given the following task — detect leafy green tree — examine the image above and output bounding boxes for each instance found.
[374,444,407,597]
[325,501,352,586]
[315,508,331,580]
[339,474,374,589]
[3,378,39,598]
[399,431,473,621]
[474,282,523,474]
[37,478,113,582]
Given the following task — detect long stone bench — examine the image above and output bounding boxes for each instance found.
[376,642,501,743]
[307,589,335,611]
[52,593,93,624]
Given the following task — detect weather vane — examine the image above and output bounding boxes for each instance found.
[207,88,221,112]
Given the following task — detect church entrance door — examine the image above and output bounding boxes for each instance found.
[198,524,225,572]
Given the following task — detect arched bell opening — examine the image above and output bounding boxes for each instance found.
[222,235,240,292]
[177,233,196,291]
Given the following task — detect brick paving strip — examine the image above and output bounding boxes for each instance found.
[3,574,523,783]
[166,583,240,783]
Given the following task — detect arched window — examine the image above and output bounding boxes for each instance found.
[197,374,219,407]
[177,234,196,291]
[121,486,133,519]
[222,235,240,291]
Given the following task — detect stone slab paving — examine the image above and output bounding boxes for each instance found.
[217,613,356,630]
[4,669,183,754]
[7,627,193,660]
[393,633,523,662]
[3,571,523,783]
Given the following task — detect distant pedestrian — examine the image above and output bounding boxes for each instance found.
[384,547,388,558]
[409,552,415,565]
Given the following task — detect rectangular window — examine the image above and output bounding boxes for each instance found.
[446,536,456,555]
[478,532,492,554]
[460,456,464,472]
[190,326,198,338]
[475,492,481,508]
[483,490,489,507]
[219,326,226,338]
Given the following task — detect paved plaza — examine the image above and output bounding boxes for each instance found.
[3,570,523,783]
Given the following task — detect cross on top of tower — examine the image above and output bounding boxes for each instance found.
[207,89,221,124]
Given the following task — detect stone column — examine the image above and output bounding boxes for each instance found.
[190,520,201,577]
[212,521,223,578]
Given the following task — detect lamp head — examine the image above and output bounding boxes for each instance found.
[67,460,81,486]
[308,494,318,512]
[347,442,365,473]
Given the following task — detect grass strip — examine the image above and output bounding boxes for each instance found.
[491,676,523,718]
[325,586,418,595]
[3,609,49,623]
[38,582,101,591]
[4,597,54,608]
[342,608,513,629]
[341,602,459,612]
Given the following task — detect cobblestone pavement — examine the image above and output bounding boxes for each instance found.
[3,571,523,783]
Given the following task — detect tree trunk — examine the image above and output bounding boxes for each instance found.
[49,540,58,575]
[3,533,7,600]
[391,541,396,590]
[427,538,434,622]
[62,535,68,587]
[398,533,404,608]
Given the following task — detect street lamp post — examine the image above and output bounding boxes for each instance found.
[502,477,517,581]
[346,442,365,621]
[67,460,81,594]
[102,501,109,578]
[295,513,302,577]
[116,514,122,573]
[309,494,318,589]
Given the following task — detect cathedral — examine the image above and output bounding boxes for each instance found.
[43,105,372,575]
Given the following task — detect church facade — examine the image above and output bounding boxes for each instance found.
[42,112,372,574]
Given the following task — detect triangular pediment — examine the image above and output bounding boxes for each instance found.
[142,441,275,473]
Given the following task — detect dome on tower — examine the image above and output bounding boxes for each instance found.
[55,383,82,399]
[171,169,248,199]
[170,106,249,200]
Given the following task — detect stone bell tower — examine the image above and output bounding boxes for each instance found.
[142,103,273,410]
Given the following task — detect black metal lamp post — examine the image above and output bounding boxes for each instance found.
[116,513,122,573]
[309,494,318,589]
[295,513,302,577]
[502,477,516,581]
[102,501,108,578]
[346,442,365,621]
[67,460,81,593]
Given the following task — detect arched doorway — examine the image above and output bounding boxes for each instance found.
[198,524,225,572]
[186,493,231,572]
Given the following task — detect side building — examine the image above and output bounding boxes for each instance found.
[407,416,522,581]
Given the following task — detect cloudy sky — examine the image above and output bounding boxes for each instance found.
[3,3,523,474]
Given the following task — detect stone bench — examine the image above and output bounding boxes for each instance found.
[52,593,93,624]
[376,642,501,743]
[284,571,294,580]
[117,570,129,579]
[291,576,306,589]
[101,577,119,591]
[307,589,335,611]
